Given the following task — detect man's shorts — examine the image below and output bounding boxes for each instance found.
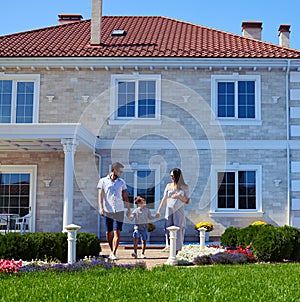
[105,211,124,232]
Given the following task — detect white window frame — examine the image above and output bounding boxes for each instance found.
[210,164,263,218]
[0,165,37,232]
[0,74,40,123]
[109,74,161,125]
[121,164,160,210]
[211,74,261,125]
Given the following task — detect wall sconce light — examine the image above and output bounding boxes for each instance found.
[42,179,52,187]
[272,96,280,104]
[131,162,138,170]
[182,96,190,103]
[273,179,282,187]
[46,95,55,102]
[232,162,240,169]
[82,95,89,103]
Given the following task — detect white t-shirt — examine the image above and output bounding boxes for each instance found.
[97,175,127,213]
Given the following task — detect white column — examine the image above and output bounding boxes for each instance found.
[198,227,206,250]
[165,226,180,265]
[64,223,81,263]
[61,138,78,230]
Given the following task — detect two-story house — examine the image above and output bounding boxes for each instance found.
[1,0,300,241]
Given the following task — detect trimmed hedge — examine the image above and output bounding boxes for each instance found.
[0,232,101,262]
[221,224,300,262]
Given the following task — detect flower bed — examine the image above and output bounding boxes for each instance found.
[177,244,255,265]
[177,244,225,262]
[0,257,146,274]
[0,259,22,274]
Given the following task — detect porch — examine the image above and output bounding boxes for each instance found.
[0,123,97,234]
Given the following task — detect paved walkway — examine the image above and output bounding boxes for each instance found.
[100,243,170,269]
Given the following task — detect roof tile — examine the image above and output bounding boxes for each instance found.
[0,16,300,58]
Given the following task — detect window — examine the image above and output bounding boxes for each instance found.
[0,75,39,123]
[121,165,160,209]
[210,164,263,217]
[0,165,36,231]
[211,74,261,125]
[0,173,30,216]
[110,74,161,123]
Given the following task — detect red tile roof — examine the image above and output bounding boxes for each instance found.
[1,16,300,58]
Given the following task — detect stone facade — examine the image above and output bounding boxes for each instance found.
[2,66,298,242]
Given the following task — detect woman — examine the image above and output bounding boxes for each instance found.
[156,168,190,252]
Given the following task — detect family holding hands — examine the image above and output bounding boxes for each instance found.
[98,162,190,260]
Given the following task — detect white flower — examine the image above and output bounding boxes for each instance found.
[177,244,225,262]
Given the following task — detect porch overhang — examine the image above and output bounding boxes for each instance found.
[0,123,96,152]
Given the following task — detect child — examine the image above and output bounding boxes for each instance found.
[127,196,158,259]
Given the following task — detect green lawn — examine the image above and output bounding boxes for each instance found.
[1,263,300,301]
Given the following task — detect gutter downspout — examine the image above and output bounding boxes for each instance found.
[286,59,291,225]
[95,151,102,239]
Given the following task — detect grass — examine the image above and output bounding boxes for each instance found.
[0,263,300,301]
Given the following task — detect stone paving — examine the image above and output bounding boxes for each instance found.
[100,242,170,269]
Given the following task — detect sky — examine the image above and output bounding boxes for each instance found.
[1,0,300,50]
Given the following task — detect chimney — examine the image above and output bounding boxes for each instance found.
[278,24,291,47]
[242,21,263,40]
[58,14,83,25]
[91,0,102,45]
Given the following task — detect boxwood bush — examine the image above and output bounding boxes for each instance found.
[252,225,300,262]
[0,232,100,262]
[237,225,268,247]
[219,226,239,247]
[76,232,102,260]
[221,224,300,262]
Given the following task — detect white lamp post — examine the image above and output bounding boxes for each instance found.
[64,224,81,263]
[198,227,207,250]
[165,226,180,265]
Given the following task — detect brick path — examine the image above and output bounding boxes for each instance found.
[100,243,170,269]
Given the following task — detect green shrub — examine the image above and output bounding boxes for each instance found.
[276,226,295,260]
[236,225,265,247]
[76,232,101,260]
[0,232,100,262]
[252,225,300,262]
[250,225,281,261]
[221,224,300,262]
[283,226,300,261]
[220,226,239,247]
[27,232,68,262]
[0,233,30,259]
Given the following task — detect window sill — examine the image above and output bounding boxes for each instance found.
[209,211,264,218]
[108,119,162,126]
[211,119,262,126]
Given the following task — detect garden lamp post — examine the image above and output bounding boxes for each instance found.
[198,227,206,250]
[64,223,81,263]
[166,226,180,265]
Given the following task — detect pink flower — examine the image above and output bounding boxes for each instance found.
[0,259,22,274]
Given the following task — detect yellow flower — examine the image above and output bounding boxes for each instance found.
[251,221,267,226]
[148,223,156,232]
[195,222,214,232]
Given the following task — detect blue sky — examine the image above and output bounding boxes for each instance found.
[1,0,300,49]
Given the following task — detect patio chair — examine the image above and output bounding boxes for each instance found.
[14,213,32,233]
[0,215,8,233]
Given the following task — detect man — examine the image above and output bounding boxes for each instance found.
[98,162,130,260]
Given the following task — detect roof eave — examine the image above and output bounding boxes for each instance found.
[0,57,299,70]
